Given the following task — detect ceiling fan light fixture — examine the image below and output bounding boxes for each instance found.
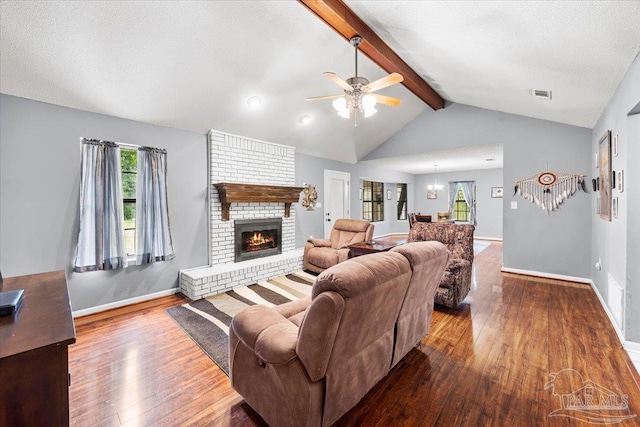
[306,35,403,123]
[362,94,376,109]
[333,97,350,118]
[363,106,377,118]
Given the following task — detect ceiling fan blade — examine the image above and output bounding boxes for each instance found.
[362,72,404,93]
[323,72,353,91]
[306,94,343,101]
[371,93,402,107]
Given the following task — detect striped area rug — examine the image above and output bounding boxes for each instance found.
[166,271,316,375]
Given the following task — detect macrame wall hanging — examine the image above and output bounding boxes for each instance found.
[513,166,587,214]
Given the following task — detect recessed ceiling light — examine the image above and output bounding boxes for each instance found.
[486,158,496,162]
[530,89,552,100]
[299,115,311,125]
[247,96,262,108]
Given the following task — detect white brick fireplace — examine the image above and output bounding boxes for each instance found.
[179,130,304,299]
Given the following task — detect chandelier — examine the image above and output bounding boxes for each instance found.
[427,164,443,191]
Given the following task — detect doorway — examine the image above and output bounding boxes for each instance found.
[324,170,350,238]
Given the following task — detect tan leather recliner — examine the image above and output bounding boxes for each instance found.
[229,241,449,427]
[303,218,374,273]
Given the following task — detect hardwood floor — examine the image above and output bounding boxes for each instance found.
[69,242,640,426]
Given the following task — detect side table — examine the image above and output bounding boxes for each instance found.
[348,240,403,258]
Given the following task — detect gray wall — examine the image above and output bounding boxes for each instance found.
[366,102,592,278]
[591,52,640,341]
[0,94,208,311]
[415,168,503,239]
[295,152,416,247]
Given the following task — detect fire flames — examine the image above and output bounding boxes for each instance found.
[243,231,276,252]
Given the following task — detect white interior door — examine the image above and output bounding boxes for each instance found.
[324,170,350,238]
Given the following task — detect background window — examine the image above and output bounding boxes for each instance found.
[363,180,384,222]
[396,183,407,220]
[121,148,137,256]
[453,185,470,222]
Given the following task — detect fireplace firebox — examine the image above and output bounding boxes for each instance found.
[234,218,282,262]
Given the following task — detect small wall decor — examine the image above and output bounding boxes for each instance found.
[491,187,503,198]
[618,170,624,193]
[513,167,587,214]
[427,189,437,199]
[612,171,616,189]
[598,130,612,221]
[301,185,318,211]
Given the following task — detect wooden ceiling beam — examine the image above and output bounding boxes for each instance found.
[298,0,445,110]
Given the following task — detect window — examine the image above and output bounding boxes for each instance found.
[451,184,476,222]
[121,148,137,256]
[363,180,384,222]
[396,183,407,220]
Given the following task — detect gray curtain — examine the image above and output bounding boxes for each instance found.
[136,147,175,264]
[447,182,458,215]
[74,140,128,272]
[460,181,477,225]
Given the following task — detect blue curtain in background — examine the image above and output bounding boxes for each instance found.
[136,146,175,265]
[447,182,458,215]
[74,140,127,272]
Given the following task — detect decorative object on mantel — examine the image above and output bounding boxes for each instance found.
[214,183,305,221]
[513,166,587,214]
[301,185,318,211]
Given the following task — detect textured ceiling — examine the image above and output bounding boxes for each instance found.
[1,1,639,172]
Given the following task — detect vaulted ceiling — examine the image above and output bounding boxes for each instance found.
[1,1,639,172]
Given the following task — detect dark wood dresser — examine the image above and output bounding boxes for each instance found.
[0,270,76,426]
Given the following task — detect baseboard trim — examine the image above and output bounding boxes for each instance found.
[500,267,590,284]
[374,233,407,239]
[375,233,502,242]
[588,279,625,345]
[72,288,179,318]
[623,341,640,372]
[587,280,640,371]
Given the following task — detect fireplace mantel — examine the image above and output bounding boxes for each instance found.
[214,183,305,221]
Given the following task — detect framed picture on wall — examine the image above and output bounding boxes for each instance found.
[427,190,437,199]
[598,130,612,221]
[491,187,503,198]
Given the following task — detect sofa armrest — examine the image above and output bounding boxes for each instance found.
[231,305,299,365]
[307,238,332,247]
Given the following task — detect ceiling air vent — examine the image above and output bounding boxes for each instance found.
[530,89,552,100]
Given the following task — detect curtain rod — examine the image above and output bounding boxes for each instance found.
[81,137,140,149]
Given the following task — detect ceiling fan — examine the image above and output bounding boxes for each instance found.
[306,36,404,121]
